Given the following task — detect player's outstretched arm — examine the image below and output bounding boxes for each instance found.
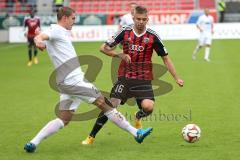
[162,55,184,87]
[196,24,203,32]
[211,22,214,34]
[34,33,49,51]
[100,43,118,57]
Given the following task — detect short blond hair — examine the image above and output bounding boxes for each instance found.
[135,6,148,14]
[57,7,75,21]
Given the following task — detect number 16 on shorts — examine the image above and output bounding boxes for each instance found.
[115,84,124,93]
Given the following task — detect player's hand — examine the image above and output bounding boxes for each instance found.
[34,37,46,51]
[176,78,184,87]
[117,53,131,64]
[35,27,41,35]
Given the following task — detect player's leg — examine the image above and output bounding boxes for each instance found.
[204,36,212,62]
[27,38,33,66]
[135,99,154,128]
[24,95,79,152]
[92,77,146,139]
[85,77,128,138]
[83,77,128,144]
[137,99,154,117]
[130,79,155,128]
[192,35,204,60]
[82,98,121,145]
[24,111,71,152]
[33,42,39,64]
[93,95,152,143]
[204,45,211,62]
[81,111,107,144]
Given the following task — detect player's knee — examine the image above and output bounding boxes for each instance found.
[95,96,106,108]
[143,108,153,115]
[141,100,154,115]
[58,110,73,126]
[95,96,114,109]
[62,120,70,126]
[57,117,71,126]
[110,98,121,108]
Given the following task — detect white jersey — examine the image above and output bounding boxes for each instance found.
[196,14,214,34]
[43,24,84,84]
[120,13,134,26]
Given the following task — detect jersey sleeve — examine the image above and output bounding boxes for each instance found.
[24,17,28,27]
[105,28,125,48]
[153,34,168,57]
[196,16,203,25]
[42,26,58,41]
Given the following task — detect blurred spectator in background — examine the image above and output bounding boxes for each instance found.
[6,0,14,14]
[119,2,137,28]
[217,0,226,22]
[28,0,37,11]
[54,0,64,12]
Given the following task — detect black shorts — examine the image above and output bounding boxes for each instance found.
[110,77,155,108]
[27,37,35,47]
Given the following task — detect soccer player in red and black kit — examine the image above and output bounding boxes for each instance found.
[82,6,184,144]
[24,10,40,66]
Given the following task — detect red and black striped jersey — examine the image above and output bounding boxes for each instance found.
[106,25,168,80]
[24,16,40,38]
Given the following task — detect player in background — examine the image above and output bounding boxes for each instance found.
[119,2,137,28]
[24,10,41,67]
[82,6,184,145]
[24,7,153,153]
[192,8,214,62]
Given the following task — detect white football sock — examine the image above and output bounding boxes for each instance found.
[205,47,210,59]
[105,109,137,137]
[30,118,64,145]
[192,45,200,57]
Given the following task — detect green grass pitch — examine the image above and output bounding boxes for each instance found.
[0,40,239,160]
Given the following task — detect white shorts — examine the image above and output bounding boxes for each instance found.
[198,33,212,46]
[58,75,101,111]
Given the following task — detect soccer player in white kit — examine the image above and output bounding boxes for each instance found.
[24,7,152,153]
[119,2,137,28]
[192,8,214,62]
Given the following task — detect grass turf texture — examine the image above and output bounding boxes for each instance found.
[0,40,239,160]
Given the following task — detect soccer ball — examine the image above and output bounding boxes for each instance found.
[182,124,201,143]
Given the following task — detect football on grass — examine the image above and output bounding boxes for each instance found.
[182,124,201,143]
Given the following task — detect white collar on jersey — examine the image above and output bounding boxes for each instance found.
[132,27,147,37]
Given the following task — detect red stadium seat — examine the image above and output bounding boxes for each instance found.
[199,0,215,9]
[68,0,198,14]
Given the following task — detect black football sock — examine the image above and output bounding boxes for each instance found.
[89,111,108,138]
[34,48,38,57]
[136,109,148,119]
[28,48,32,61]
